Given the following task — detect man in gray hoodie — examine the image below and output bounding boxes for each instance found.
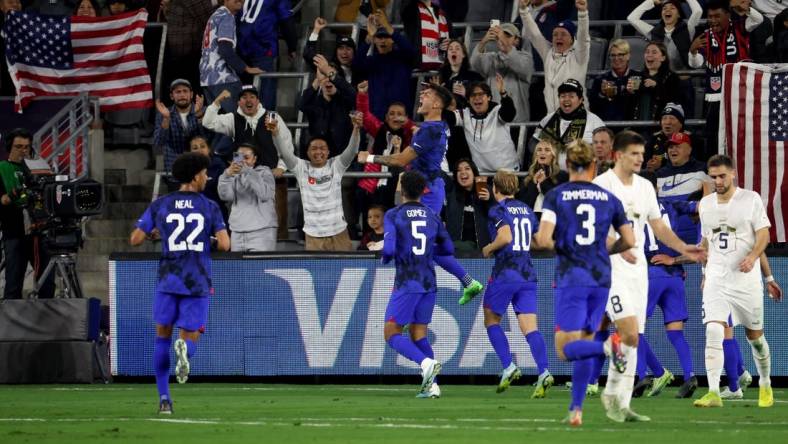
[218,143,277,251]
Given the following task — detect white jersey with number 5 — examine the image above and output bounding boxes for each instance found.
[699,188,771,291]
[593,170,662,273]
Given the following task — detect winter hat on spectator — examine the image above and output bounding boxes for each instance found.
[554,20,577,40]
[557,79,584,97]
[239,85,259,99]
[336,35,356,50]
[169,78,192,91]
[668,132,691,146]
[500,23,520,37]
[661,103,685,125]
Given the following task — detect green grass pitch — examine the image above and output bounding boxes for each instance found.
[1,383,786,443]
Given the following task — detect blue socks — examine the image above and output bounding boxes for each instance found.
[570,359,592,411]
[588,330,609,383]
[154,336,172,401]
[414,337,437,383]
[387,334,427,365]
[486,325,513,368]
[637,334,665,379]
[563,340,604,361]
[434,255,473,287]
[723,338,740,391]
[525,331,549,375]
[732,337,746,376]
[185,338,196,359]
[666,330,694,378]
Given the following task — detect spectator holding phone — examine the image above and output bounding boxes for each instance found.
[218,144,277,251]
[517,139,568,221]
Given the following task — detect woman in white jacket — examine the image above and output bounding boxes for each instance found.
[519,0,590,114]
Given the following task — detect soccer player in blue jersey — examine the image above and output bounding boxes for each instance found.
[130,152,230,414]
[633,171,698,399]
[532,141,635,426]
[381,170,449,398]
[359,82,483,303]
[478,170,553,398]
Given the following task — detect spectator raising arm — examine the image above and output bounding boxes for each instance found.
[519,0,551,61]
[202,90,237,137]
[269,120,298,171]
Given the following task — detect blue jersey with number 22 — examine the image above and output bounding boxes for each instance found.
[136,191,226,296]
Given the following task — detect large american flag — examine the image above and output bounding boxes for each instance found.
[720,62,788,243]
[3,9,153,112]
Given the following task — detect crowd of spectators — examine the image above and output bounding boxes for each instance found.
[2,0,788,253]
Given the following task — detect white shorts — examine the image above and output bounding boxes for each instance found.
[702,280,764,330]
[607,273,648,333]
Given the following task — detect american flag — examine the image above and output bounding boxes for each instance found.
[3,9,153,112]
[720,62,788,242]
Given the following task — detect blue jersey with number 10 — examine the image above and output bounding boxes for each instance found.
[487,198,538,283]
[382,201,454,293]
[541,182,628,288]
[136,191,226,296]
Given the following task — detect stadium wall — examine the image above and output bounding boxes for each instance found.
[109,255,788,377]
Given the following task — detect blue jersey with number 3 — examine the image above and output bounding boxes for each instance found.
[541,182,628,288]
[382,202,454,293]
[136,191,226,296]
[487,198,537,283]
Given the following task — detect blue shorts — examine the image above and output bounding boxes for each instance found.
[483,281,538,316]
[647,276,688,324]
[384,290,436,326]
[421,177,445,214]
[153,291,210,332]
[554,286,609,333]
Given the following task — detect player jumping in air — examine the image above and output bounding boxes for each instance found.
[130,152,230,414]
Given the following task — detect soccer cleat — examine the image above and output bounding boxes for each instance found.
[647,368,674,397]
[601,393,625,423]
[694,391,723,407]
[531,370,554,399]
[586,383,600,396]
[496,363,522,393]
[739,370,753,391]
[458,280,483,305]
[562,409,583,427]
[416,383,441,399]
[632,376,653,398]
[720,387,743,399]
[675,376,698,399]
[174,338,190,384]
[759,385,774,408]
[622,408,651,422]
[607,332,627,373]
[158,398,173,415]
[420,358,442,392]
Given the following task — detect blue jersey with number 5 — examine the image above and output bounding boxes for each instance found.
[136,191,226,296]
[487,198,537,283]
[541,182,628,288]
[382,201,453,293]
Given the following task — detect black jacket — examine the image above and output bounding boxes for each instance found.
[444,181,492,249]
[299,74,357,158]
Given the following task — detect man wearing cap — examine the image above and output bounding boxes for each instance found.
[644,103,703,172]
[354,8,417,120]
[656,131,710,244]
[470,21,534,123]
[303,17,361,86]
[532,79,604,169]
[154,79,206,175]
[199,0,263,114]
[520,0,590,114]
[236,0,298,110]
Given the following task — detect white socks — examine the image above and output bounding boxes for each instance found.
[604,342,637,409]
[748,335,771,387]
[705,323,725,394]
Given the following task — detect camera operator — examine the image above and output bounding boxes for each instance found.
[0,128,54,299]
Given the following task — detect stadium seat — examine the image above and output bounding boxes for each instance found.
[621,36,649,71]
[588,37,608,73]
